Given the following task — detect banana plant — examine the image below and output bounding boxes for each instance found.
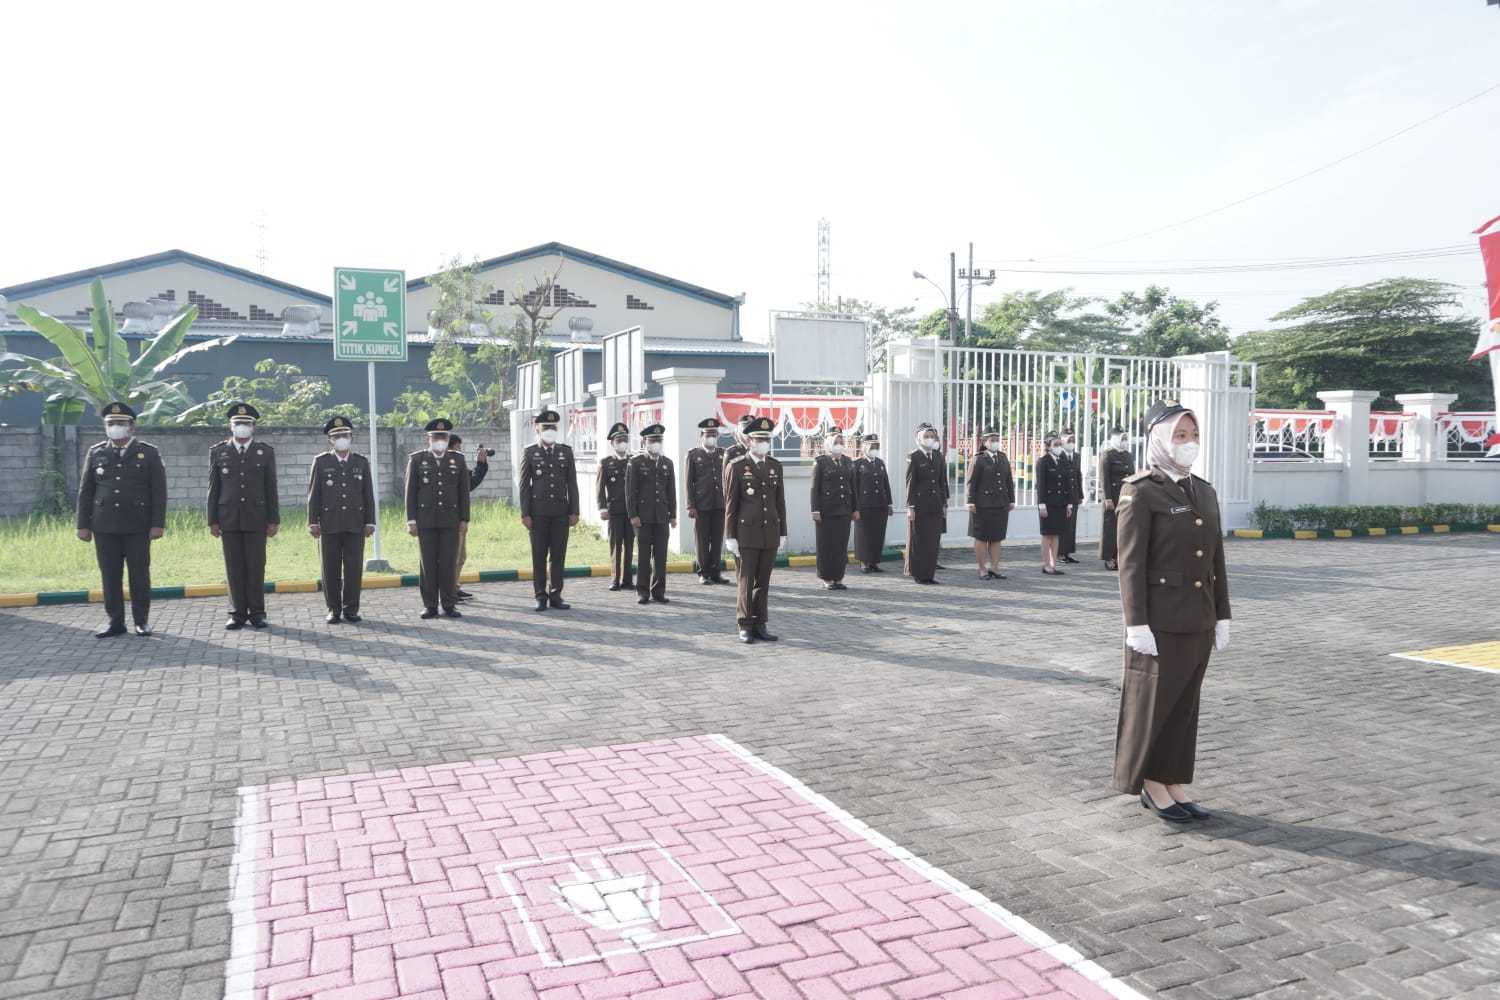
[1,277,234,424]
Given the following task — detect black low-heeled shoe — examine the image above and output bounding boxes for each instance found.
[1140,789,1193,824]
[1176,800,1212,820]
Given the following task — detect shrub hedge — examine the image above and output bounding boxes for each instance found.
[1251,502,1500,533]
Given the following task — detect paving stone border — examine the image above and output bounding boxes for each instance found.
[1230,523,1500,540]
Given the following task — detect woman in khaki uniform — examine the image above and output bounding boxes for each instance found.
[1113,401,1231,824]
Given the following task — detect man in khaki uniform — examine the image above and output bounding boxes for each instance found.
[686,416,729,585]
[596,422,634,591]
[519,409,580,612]
[307,415,376,624]
[723,416,787,643]
[405,418,470,619]
[626,423,676,604]
[208,403,279,630]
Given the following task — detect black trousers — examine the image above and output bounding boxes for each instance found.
[906,513,943,582]
[95,531,151,626]
[221,530,268,621]
[1100,505,1120,562]
[607,514,635,587]
[320,531,365,614]
[636,521,669,599]
[693,509,725,580]
[814,514,852,581]
[418,525,460,610]
[529,514,569,598]
[854,508,888,567]
[1060,505,1079,556]
[735,545,776,628]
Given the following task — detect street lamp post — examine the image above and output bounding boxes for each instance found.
[912,270,957,341]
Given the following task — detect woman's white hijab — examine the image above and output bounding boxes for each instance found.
[1148,409,1196,480]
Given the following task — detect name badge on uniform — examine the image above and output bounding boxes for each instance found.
[1169,505,1192,514]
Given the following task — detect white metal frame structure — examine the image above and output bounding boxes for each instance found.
[766,310,870,461]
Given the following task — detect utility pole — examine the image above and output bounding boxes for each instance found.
[948,251,958,340]
[958,246,997,344]
[817,219,831,308]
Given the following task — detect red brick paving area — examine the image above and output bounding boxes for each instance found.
[226,735,1131,999]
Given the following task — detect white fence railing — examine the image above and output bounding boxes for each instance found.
[1251,409,1330,461]
[1252,408,1496,464]
[1367,412,1411,462]
[1438,412,1498,460]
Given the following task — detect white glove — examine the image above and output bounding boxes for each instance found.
[725,538,739,557]
[777,536,787,553]
[1125,625,1158,657]
[1214,619,1231,652]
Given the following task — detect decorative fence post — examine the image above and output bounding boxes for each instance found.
[1316,390,1376,504]
[1393,393,1457,463]
[653,367,725,556]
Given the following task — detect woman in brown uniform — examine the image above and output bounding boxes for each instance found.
[1097,425,1135,570]
[965,428,1015,580]
[905,422,948,584]
[1113,400,1231,824]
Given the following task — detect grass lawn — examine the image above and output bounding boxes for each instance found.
[0,500,637,594]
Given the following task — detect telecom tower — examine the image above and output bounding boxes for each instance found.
[816,218,830,308]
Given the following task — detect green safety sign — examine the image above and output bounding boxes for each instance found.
[333,267,407,362]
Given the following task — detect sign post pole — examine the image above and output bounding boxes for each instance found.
[334,266,407,572]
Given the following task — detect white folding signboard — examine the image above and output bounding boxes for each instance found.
[516,360,541,412]
[602,326,645,397]
[771,314,868,384]
[555,347,585,406]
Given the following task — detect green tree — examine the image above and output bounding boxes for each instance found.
[1106,285,1230,357]
[978,290,1124,353]
[178,359,360,426]
[1,277,223,423]
[1235,278,1491,409]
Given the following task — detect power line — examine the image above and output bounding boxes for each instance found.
[983,245,1477,277]
[1049,80,1500,257]
[984,244,1472,266]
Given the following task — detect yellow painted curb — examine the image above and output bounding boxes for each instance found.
[1432,524,1450,534]
[1393,640,1500,674]
[274,579,319,594]
[1233,529,1264,539]
[589,565,612,577]
[459,570,481,584]
[0,593,38,608]
[1399,525,1419,535]
[1332,529,1353,538]
[516,568,534,581]
[1489,524,1500,533]
[184,584,229,598]
[1293,530,1318,540]
[362,575,405,589]
[665,561,698,574]
[787,555,818,568]
[1367,527,1387,536]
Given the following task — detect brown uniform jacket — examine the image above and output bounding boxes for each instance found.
[596,454,630,516]
[904,448,949,515]
[810,454,855,516]
[519,443,580,518]
[404,449,471,529]
[854,456,892,511]
[1099,448,1135,503]
[208,440,280,531]
[965,451,1014,509]
[625,453,676,524]
[77,439,167,533]
[1116,469,1231,634]
[686,447,726,512]
[724,454,787,548]
[307,451,376,533]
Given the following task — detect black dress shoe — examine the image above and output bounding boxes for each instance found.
[916,578,937,585]
[249,617,268,630]
[986,571,1007,580]
[133,624,152,637]
[1105,561,1118,571]
[1042,567,1065,575]
[224,619,245,630]
[700,576,715,586]
[738,629,756,644]
[325,612,342,624]
[608,583,622,592]
[1140,790,1193,824]
[862,565,877,574]
[870,565,885,573]
[977,570,989,581]
[1176,800,1212,820]
[831,581,847,590]
[752,625,779,642]
[420,607,439,619]
[95,623,127,638]
[637,596,651,605]
[714,577,733,585]
[536,598,549,612]
[935,562,949,570]
[652,595,670,604]
[343,612,362,623]
[1062,555,1080,564]
[549,597,570,610]
[456,588,474,599]
[443,607,462,618]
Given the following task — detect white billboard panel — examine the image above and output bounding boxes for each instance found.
[772,315,868,383]
[516,361,541,412]
[555,347,585,406]
[602,326,645,397]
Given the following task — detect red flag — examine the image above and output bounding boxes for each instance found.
[1474,214,1500,359]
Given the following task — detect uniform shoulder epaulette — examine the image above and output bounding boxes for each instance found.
[1124,470,1152,484]
[726,453,750,467]
[88,440,108,451]
[1191,473,1212,485]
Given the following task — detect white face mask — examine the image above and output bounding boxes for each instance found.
[922,437,939,451]
[829,442,845,456]
[429,438,448,455]
[231,423,253,440]
[1063,440,1076,452]
[984,440,999,453]
[539,429,557,444]
[1173,441,1200,467]
[1049,445,1063,457]
[752,440,771,457]
[332,435,352,452]
[647,441,663,456]
[702,436,718,450]
[613,441,629,456]
[105,423,130,441]
[866,447,879,459]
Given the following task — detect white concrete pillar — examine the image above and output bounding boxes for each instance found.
[652,367,725,554]
[1317,390,1377,504]
[1394,392,1457,463]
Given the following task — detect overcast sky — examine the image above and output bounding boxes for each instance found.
[4,0,1497,340]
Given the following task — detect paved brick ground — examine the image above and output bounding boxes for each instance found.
[1,533,1498,999]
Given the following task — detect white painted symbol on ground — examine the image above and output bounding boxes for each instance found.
[551,856,662,944]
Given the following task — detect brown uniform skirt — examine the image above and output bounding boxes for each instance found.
[1112,629,1214,794]
[855,508,888,565]
[906,512,943,582]
[968,507,1009,542]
